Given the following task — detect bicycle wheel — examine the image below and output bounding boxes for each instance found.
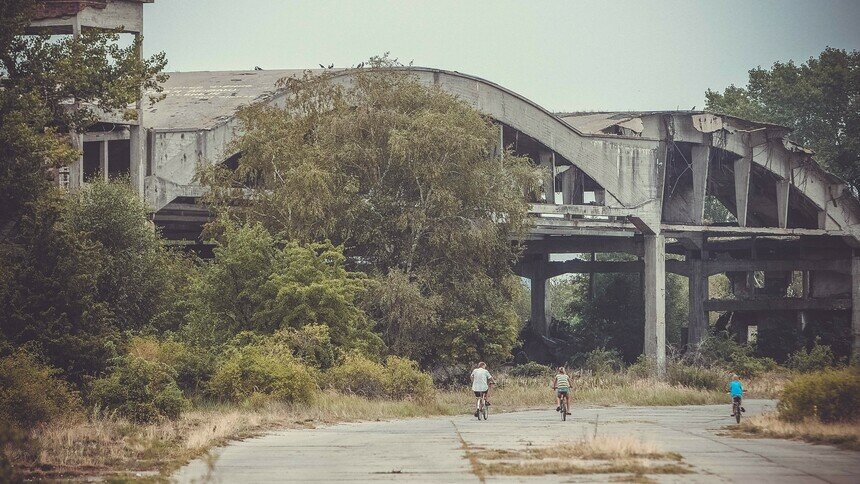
[481,399,488,420]
[735,404,741,424]
[561,401,567,421]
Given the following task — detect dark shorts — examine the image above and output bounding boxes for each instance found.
[474,391,488,398]
[732,396,742,403]
[556,388,569,395]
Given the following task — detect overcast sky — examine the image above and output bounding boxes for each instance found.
[142,0,860,112]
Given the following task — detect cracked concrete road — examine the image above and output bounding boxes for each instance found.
[173,399,860,483]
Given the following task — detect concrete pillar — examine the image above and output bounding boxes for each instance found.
[560,166,583,205]
[531,276,551,336]
[100,140,109,181]
[776,180,790,229]
[852,256,860,364]
[734,154,751,227]
[69,133,84,190]
[688,255,708,347]
[690,145,710,224]
[538,150,556,204]
[643,234,666,376]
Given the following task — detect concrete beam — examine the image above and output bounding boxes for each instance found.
[704,297,851,312]
[544,259,643,278]
[643,234,666,377]
[703,258,849,276]
[519,236,642,256]
[538,149,556,204]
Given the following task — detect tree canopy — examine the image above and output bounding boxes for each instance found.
[705,48,860,193]
[202,58,541,366]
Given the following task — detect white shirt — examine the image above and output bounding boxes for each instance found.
[471,368,492,391]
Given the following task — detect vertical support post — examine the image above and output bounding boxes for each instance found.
[690,144,710,224]
[69,133,84,189]
[498,124,504,160]
[688,254,708,347]
[851,256,860,364]
[587,252,595,300]
[100,140,109,181]
[734,148,752,227]
[560,166,582,205]
[643,234,666,376]
[129,31,145,196]
[776,180,790,228]
[538,149,555,204]
[530,254,551,336]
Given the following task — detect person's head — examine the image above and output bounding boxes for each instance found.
[558,366,566,374]
[478,362,486,369]
[732,374,739,381]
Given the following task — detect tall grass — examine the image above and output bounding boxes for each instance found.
[735,412,860,450]
[9,374,735,479]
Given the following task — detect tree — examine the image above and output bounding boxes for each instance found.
[705,48,860,193]
[0,0,167,229]
[202,57,540,366]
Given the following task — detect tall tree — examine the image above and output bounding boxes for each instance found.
[202,57,541,366]
[705,48,860,193]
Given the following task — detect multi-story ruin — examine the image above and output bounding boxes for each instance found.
[30,1,860,373]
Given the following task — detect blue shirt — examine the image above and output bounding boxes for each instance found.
[729,380,743,397]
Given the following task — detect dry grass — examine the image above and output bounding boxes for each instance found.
[743,371,790,399]
[733,411,860,450]
[472,435,689,477]
[9,374,725,479]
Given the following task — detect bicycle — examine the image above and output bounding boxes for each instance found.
[559,393,568,421]
[732,397,742,424]
[476,393,489,420]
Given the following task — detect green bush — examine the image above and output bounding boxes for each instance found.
[128,336,214,395]
[209,342,317,404]
[786,341,836,373]
[328,354,390,398]
[0,350,82,429]
[582,347,624,374]
[509,362,552,378]
[626,355,655,379]
[385,356,435,399]
[89,354,190,422]
[695,332,776,377]
[778,368,860,423]
[667,362,727,390]
[327,354,434,399]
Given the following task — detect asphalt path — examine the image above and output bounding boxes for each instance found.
[173,399,860,483]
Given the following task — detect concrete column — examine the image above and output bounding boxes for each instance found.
[690,145,710,224]
[538,150,556,204]
[129,32,146,196]
[852,256,860,364]
[529,253,551,336]
[688,256,708,347]
[643,234,666,376]
[776,180,790,229]
[69,133,84,190]
[734,154,751,227]
[100,141,109,181]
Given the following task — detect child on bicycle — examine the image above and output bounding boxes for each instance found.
[729,374,745,416]
[552,367,571,415]
[471,362,495,417]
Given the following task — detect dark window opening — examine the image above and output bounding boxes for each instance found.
[108,139,131,179]
[83,141,100,181]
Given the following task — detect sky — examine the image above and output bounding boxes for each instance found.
[142,0,860,112]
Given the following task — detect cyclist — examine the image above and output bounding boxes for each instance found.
[729,374,745,417]
[552,366,571,415]
[470,362,495,417]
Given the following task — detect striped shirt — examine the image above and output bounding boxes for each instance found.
[555,374,571,389]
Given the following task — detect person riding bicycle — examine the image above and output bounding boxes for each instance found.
[471,362,495,417]
[552,367,571,415]
[729,374,745,416]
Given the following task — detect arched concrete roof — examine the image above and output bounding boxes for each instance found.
[144,67,860,240]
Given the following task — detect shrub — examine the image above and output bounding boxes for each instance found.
[128,335,215,395]
[786,341,836,373]
[626,355,655,379]
[328,354,389,398]
[90,354,190,422]
[581,348,624,374]
[778,368,860,423]
[0,350,82,430]
[209,342,317,404]
[694,332,776,377]
[667,362,727,391]
[509,362,552,378]
[385,356,435,399]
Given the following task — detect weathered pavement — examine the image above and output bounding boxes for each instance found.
[173,399,860,483]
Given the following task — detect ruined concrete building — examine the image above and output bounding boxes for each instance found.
[30,1,860,373]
